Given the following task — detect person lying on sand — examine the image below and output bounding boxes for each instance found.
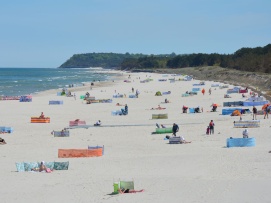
[116,103,124,106]
[180,136,192,144]
[150,105,166,110]
[118,187,144,194]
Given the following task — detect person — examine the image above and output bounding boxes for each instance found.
[209,120,215,134]
[165,98,169,103]
[242,93,245,98]
[60,129,65,136]
[209,88,212,95]
[264,104,270,119]
[180,136,192,144]
[195,106,200,113]
[94,120,101,126]
[118,187,144,194]
[0,137,7,144]
[32,161,50,172]
[252,106,257,120]
[157,105,163,110]
[156,123,160,128]
[172,123,179,136]
[161,124,166,128]
[132,87,134,93]
[39,112,45,119]
[136,89,140,98]
[242,129,249,138]
[206,126,210,135]
[125,104,128,114]
[201,88,205,95]
[211,104,217,112]
[74,93,76,100]
[182,105,188,113]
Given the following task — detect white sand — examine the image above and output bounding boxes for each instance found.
[1,71,271,203]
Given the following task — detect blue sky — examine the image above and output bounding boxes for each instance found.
[0,0,270,68]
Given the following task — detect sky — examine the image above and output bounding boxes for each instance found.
[0,0,270,68]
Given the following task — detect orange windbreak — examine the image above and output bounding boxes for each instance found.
[31,117,50,123]
[58,148,103,158]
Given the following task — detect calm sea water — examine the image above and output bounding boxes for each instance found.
[0,67,119,96]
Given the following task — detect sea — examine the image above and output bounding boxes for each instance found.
[0,67,120,96]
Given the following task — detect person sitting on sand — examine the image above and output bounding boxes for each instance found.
[161,124,166,128]
[182,105,188,113]
[165,98,169,103]
[0,137,7,144]
[242,129,249,138]
[32,161,51,173]
[157,105,163,110]
[118,187,144,194]
[94,120,101,126]
[195,106,200,113]
[39,112,45,119]
[74,119,80,124]
[60,129,65,136]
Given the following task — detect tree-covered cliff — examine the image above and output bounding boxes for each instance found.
[59,52,145,68]
[59,44,271,73]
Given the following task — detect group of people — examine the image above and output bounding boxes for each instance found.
[206,120,215,135]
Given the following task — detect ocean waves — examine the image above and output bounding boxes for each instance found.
[0,68,118,96]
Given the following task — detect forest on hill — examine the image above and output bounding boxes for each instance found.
[59,44,271,73]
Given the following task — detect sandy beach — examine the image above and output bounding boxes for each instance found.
[1,71,271,203]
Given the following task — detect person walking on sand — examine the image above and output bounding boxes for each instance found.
[252,106,257,120]
[264,104,270,119]
[201,88,205,95]
[172,123,179,136]
[74,93,76,100]
[209,88,212,95]
[209,120,215,134]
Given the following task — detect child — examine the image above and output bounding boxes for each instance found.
[206,126,210,135]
